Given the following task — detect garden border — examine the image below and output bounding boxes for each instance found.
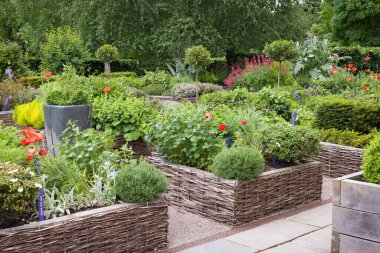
[0,198,168,253]
[316,142,363,178]
[148,154,322,226]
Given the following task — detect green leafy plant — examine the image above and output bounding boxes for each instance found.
[314,98,380,134]
[184,45,213,83]
[91,95,157,141]
[0,122,28,164]
[99,71,137,78]
[20,75,57,88]
[0,42,26,76]
[261,122,321,164]
[13,100,44,129]
[256,87,291,119]
[151,104,223,169]
[362,135,380,184]
[198,88,256,110]
[319,128,379,148]
[263,40,299,87]
[115,159,167,203]
[96,44,119,73]
[209,147,264,180]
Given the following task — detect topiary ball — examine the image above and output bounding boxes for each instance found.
[209,147,264,180]
[362,135,380,184]
[115,160,167,203]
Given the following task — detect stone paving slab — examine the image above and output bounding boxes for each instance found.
[180,239,253,253]
[226,219,319,251]
[286,203,332,228]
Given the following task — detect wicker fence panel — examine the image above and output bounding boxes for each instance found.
[114,135,151,159]
[148,154,322,226]
[235,161,322,224]
[0,111,16,127]
[0,199,168,253]
[316,142,364,178]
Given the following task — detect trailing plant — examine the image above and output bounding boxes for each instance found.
[116,160,167,203]
[209,147,264,180]
[261,122,321,164]
[362,135,380,184]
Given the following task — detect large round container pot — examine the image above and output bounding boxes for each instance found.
[44,105,91,156]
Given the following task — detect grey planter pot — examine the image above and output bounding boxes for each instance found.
[332,171,380,253]
[44,105,91,156]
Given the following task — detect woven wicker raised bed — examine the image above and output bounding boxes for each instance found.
[114,134,151,158]
[316,142,363,178]
[0,111,16,127]
[0,198,168,253]
[148,154,322,226]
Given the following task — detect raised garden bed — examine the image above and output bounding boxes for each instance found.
[148,154,322,226]
[0,111,16,127]
[332,171,380,253]
[114,134,151,158]
[316,142,363,178]
[0,198,168,253]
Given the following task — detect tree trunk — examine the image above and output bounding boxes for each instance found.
[277,61,281,87]
[104,61,111,73]
[195,69,199,83]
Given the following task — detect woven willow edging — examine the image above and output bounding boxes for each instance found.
[0,198,168,253]
[147,155,322,226]
[0,111,15,127]
[114,135,151,159]
[316,142,364,178]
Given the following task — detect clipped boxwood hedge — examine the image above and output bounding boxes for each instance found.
[20,76,57,88]
[314,98,380,134]
[99,71,137,78]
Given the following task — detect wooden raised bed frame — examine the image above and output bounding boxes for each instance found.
[316,142,363,178]
[148,154,322,226]
[0,198,168,253]
[332,172,380,253]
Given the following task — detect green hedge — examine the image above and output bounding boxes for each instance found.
[314,98,380,133]
[99,71,137,78]
[330,46,380,71]
[319,128,379,148]
[20,76,57,88]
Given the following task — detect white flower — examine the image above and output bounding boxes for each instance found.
[276,142,281,147]
[9,178,18,183]
[29,171,35,176]
[8,169,19,174]
[34,183,42,188]
[17,188,23,193]
[5,162,10,165]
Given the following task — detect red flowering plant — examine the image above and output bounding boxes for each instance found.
[20,127,47,162]
[223,55,292,91]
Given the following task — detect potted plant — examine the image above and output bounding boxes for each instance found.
[41,68,91,155]
[332,135,380,253]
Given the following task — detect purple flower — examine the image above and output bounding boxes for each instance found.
[293,91,300,100]
[4,68,13,79]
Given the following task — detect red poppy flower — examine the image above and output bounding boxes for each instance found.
[351,67,357,72]
[343,67,347,72]
[25,156,32,162]
[27,148,36,157]
[38,148,48,156]
[103,87,111,93]
[347,78,352,81]
[44,71,52,77]
[377,76,380,81]
[330,66,337,72]
[241,119,248,125]
[218,124,226,131]
[365,69,370,73]
[363,86,369,91]
[348,63,354,68]
[21,127,44,144]
[204,112,212,120]
[21,139,30,146]
[364,56,371,61]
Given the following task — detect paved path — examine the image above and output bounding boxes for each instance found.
[180,203,332,253]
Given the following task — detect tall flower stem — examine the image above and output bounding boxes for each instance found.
[33,158,45,221]
[226,136,231,149]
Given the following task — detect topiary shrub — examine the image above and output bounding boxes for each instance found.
[314,98,380,134]
[115,160,167,203]
[209,147,264,180]
[13,100,44,129]
[198,83,223,94]
[96,44,119,73]
[261,122,321,164]
[362,135,380,184]
[183,45,213,83]
[319,128,379,148]
[173,83,200,99]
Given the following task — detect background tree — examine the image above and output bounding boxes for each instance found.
[183,45,213,83]
[263,40,299,87]
[96,44,119,73]
[40,27,90,74]
[332,0,380,46]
